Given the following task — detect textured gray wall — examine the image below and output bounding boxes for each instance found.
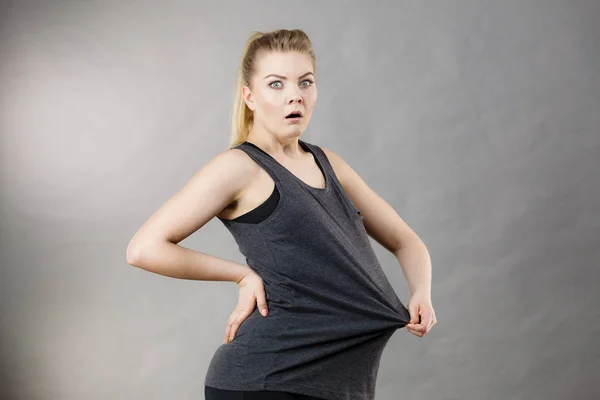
[1,0,599,399]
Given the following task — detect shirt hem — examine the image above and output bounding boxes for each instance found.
[204,379,372,400]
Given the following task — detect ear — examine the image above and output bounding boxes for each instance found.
[241,85,255,111]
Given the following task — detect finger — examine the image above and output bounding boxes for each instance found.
[406,322,425,331]
[224,321,232,344]
[225,312,239,343]
[420,308,432,332]
[406,326,424,337]
[408,303,420,324]
[255,288,268,317]
[429,315,437,329]
[406,323,426,333]
[427,313,436,332]
[228,319,240,342]
[228,328,236,342]
[427,321,435,333]
[229,307,254,342]
[228,312,245,342]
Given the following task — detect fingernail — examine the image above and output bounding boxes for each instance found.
[261,308,267,316]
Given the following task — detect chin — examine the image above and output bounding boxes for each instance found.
[280,130,304,141]
[290,127,305,136]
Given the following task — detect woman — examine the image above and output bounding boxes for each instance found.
[127,29,436,400]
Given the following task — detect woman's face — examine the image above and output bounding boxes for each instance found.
[243,51,317,139]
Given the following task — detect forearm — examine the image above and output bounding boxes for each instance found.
[127,241,250,283]
[393,238,432,298]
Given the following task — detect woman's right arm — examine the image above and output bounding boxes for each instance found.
[125,149,253,284]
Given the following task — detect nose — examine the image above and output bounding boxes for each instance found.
[287,86,303,105]
[289,95,303,105]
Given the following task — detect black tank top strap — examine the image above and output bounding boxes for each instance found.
[301,141,362,217]
[234,140,342,199]
[233,141,285,186]
[299,141,335,182]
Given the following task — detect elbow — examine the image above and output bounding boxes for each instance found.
[126,237,170,267]
[126,241,143,267]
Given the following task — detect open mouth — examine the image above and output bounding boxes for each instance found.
[285,111,303,119]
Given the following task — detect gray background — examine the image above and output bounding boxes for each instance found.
[1,0,599,399]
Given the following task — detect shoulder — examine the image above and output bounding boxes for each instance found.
[206,146,256,175]
[213,145,262,174]
[198,146,262,200]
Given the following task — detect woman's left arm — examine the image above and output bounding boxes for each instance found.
[322,146,436,336]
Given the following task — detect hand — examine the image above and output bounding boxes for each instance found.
[223,270,268,344]
[405,292,437,337]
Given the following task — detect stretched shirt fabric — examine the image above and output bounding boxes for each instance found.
[204,139,411,400]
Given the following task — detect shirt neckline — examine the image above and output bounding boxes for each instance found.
[242,139,329,192]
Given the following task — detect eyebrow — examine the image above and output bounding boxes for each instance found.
[263,72,315,80]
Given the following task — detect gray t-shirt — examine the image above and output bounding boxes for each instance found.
[204,139,411,400]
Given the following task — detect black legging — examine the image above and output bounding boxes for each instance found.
[205,385,328,400]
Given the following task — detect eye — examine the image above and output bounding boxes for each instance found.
[269,79,314,89]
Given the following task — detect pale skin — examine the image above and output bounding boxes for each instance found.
[126,50,436,344]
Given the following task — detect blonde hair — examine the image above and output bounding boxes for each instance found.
[228,29,317,148]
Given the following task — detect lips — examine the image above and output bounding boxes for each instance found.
[285,110,303,119]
